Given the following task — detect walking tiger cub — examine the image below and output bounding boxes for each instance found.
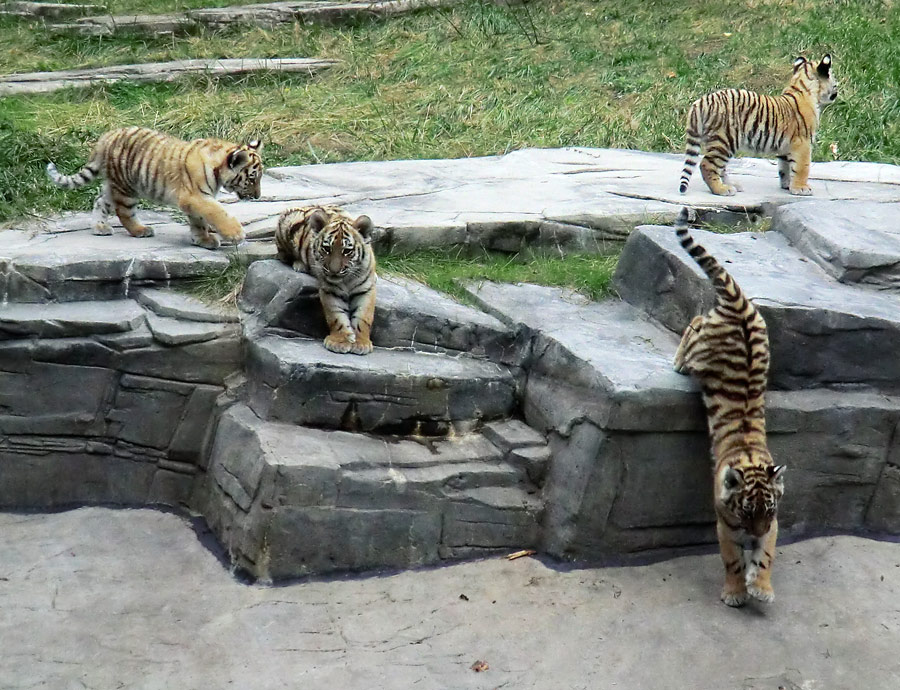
[672,208,785,607]
[47,126,263,250]
[275,205,376,356]
[679,54,837,196]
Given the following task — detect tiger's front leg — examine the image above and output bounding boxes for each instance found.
[319,288,356,354]
[179,194,245,245]
[188,217,221,250]
[788,139,813,196]
[717,518,749,607]
[348,286,376,356]
[745,519,778,603]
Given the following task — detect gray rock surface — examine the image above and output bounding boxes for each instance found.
[463,281,900,557]
[241,259,526,363]
[49,0,465,36]
[199,404,542,578]
[136,287,239,322]
[614,225,900,391]
[146,313,234,345]
[2,508,899,690]
[0,57,336,96]
[0,300,145,338]
[246,334,519,432]
[771,200,900,288]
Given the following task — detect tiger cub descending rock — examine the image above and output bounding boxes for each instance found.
[672,207,785,607]
[47,126,262,250]
[275,205,376,356]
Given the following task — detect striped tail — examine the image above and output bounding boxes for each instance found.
[679,101,703,193]
[46,160,100,190]
[674,207,742,309]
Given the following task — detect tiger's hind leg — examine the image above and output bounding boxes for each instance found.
[92,182,114,236]
[745,519,778,603]
[674,315,705,374]
[777,155,791,190]
[189,217,221,251]
[717,519,749,607]
[112,191,154,238]
[699,140,738,196]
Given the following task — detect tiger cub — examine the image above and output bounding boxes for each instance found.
[672,208,785,607]
[47,126,263,250]
[679,54,837,197]
[275,205,376,356]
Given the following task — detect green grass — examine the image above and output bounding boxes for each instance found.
[185,250,254,303]
[2,0,899,224]
[379,248,620,302]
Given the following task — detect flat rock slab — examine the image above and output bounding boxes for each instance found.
[246,334,518,432]
[3,508,899,689]
[5,149,900,302]
[146,313,233,345]
[136,287,238,323]
[241,259,525,363]
[0,57,336,96]
[771,200,900,288]
[49,0,465,36]
[201,403,542,578]
[615,225,900,391]
[0,299,145,338]
[0,216,274,302]
[0,1,103,17]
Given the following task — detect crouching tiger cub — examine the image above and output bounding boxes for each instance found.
[680,54,837,196]
[47,126,263,250]
[275,205,376,355]
[672,208,785,607]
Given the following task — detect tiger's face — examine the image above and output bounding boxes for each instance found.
[717,455,785,538]
[313,214,374,279]
[792,54,838,108]
[223,140,263,200]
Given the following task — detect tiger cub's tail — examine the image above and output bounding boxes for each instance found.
[46,159,101,190]
[679,101,703,193]
[674,207,747,314]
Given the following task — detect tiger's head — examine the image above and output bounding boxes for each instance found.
[223,139,263,200]
[790,54,838,108]
[308,209,374,280]
[716,454,785,538]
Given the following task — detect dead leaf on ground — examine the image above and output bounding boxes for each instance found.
[505,549,536,561]
[471,660,489,672]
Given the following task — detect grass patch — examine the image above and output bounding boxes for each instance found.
[379,248,620,302]
[184,250,254,303]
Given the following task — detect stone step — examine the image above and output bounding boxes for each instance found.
[613,223,900,392]
[241,259,526,365]
[464,281,900,557]
[198,403,546,579]
[770,200,900,289]
[245,333,520,433]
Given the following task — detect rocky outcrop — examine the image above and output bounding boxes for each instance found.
[0,58,336,96]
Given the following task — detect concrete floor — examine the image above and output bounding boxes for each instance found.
[1,508,898,690]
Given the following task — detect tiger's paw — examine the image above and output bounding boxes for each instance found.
[93,223,113,236]
[129,225,154,238]
[324,333,355,354]
[747,581,775,603]
[721,588,749,608]
[192,234,221,250]
[790,185,813,196]
[350,337,373,356]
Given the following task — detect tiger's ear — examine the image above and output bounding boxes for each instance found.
[308,210,329,233]
[722,466,743,496]
[227,148,250,169]
[768,464,786,485]
[247,139,262,152]
[792,56,807,72]
[817,54,832,77]
[353,215,373,241]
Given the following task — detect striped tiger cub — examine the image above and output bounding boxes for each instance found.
[672,207,785,607]
[275,205,376,356]
[47,126,263,250]
[679,54,837,196]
